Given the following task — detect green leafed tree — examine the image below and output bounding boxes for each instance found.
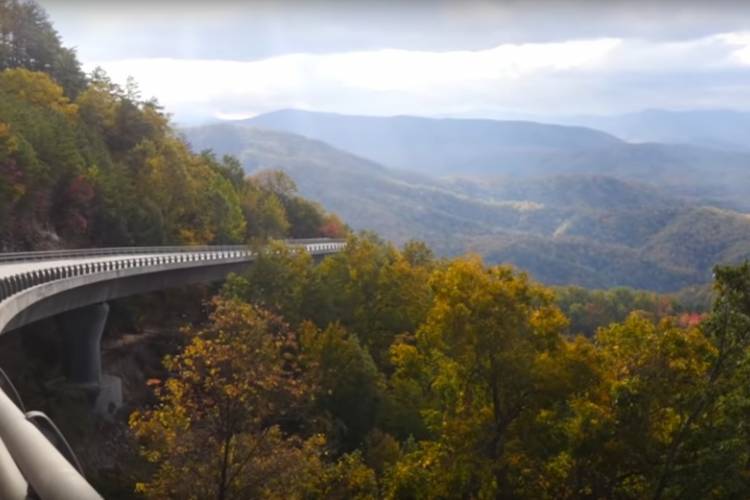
[0,0,86,96]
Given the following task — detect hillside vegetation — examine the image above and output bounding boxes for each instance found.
[0,2,343,251]
[128,235,750,500]
[184,123,750,291]
[184,124,554,253]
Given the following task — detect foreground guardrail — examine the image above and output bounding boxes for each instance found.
[0,387,100,500]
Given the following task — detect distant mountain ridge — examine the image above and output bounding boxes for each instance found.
[243,109,624,175]
[240,109,750,211]
[183,121,750,291]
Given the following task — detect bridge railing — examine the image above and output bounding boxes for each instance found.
[0,240,345,304]
[0,238,340,263]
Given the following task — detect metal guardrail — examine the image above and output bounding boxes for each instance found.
[0,239,346,499]
[0,387,101,500]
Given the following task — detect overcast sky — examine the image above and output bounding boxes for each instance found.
[39,0,750,125]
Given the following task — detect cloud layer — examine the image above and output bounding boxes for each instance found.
[37,1,750,124]
[84,32,750,124]
[41,0,750,60]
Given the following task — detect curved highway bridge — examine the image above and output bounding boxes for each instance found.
[0,239,345,500]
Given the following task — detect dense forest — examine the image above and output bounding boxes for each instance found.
[124,235,750,499]
[2,2,750,499]
[0,0,344,250]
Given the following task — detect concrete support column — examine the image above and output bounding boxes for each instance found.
[58,302,109,388]
[57,303,122,418]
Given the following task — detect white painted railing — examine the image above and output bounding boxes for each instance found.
[0,240,345,304]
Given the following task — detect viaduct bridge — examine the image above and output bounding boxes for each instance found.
[0,239,345,500]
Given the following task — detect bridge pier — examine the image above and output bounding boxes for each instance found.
[60,302,109,387]
[57,303,122,417]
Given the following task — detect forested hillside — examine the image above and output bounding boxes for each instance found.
[184,124,551,254]
[0,1,343,251]
[184,123,750,291]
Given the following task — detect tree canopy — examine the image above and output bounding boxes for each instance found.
[128,235,750,499]
[0,66,344,250]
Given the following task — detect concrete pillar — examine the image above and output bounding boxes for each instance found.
[57,303,123,418]
[58,303,109,388]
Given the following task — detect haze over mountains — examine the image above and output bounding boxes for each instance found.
[560,109,750,153]
[183,109,750,291]
[246,110,623,175]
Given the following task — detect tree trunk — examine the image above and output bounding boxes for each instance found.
[217,432,233,500]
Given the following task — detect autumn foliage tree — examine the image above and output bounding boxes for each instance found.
[132,234,750,499]
[299,321,384,451]
[0,3,345,250]
[130,298,379,500]
[131,298,318,499]
[0,67,341,249]
[385,256,572,498]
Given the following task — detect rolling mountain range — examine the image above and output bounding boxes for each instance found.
[183,111,750,291]
[244,109,623,175]
[242,109,750,211]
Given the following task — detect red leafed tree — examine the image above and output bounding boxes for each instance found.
[319,213,347,238]
[60,175,95,237]
[678,312,705,328]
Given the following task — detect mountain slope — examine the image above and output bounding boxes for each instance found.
[470,206,750,291]
[183,122,750,291]
[469,234,697,291]
[241,109,750,211]
[184,123,559,253]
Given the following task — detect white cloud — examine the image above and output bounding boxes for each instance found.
[718,32,750,64]
[84,38,621,122]
[314,39,621,91]
[85,33,750,124]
